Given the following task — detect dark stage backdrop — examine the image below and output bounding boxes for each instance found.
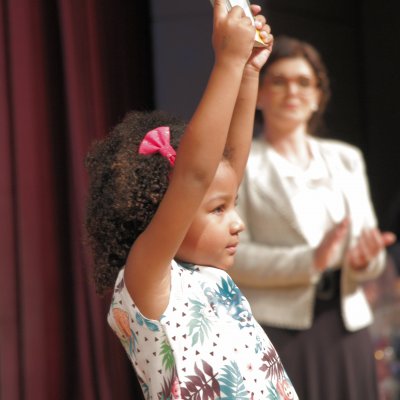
[150,0,400,223]
[0,0,151,398]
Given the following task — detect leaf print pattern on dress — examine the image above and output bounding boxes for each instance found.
[180,360,220,400]
[187,299,212,346]
[219,361,249,399]
[135,312,160,332]
[160,340,175,371]
[203,276,253,328]
[259,344,285,382]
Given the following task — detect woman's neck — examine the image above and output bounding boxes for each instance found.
[264,124,312,169]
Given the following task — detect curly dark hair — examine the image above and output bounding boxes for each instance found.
[85,110,186,294]
[259,35,331,135]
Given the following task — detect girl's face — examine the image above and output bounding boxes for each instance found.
[176,161,244,270]
[258,57,320,129]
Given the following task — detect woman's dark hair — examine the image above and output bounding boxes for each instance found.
[85,110,186,294]
[259,35,331,135]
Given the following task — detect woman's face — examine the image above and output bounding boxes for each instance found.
[258,57,321,130]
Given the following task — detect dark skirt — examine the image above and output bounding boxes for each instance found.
[263,282,379,400]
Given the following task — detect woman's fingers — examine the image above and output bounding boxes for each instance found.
[314,219,349,271]
[349,229,397,269]
[382,231,397,246]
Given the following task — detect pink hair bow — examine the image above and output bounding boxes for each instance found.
[138,126,176,166]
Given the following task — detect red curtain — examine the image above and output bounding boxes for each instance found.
[0,0,152,398]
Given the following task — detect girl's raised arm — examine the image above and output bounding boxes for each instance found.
[124,0,256,319]
[226,6,273,183]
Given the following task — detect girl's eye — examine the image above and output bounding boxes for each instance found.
[212,205,224,214]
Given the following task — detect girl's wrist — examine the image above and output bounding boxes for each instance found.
[242,66,261,81]
[213,58,247,77]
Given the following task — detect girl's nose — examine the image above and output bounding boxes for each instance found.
[230,213,245,234]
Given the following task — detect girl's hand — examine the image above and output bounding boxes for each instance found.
[313,218,349,272]
[244,5,273,73]
[346,228,396,270]
[212,0,255,67]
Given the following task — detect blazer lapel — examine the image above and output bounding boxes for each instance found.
[318,145,360,235]
[249,142,306,239]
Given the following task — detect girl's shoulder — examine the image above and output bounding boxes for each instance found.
[172,262,237,296]
[108,262,236,323]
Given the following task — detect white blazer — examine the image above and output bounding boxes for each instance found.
[231,137,386,331]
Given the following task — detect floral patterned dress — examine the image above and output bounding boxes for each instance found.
[108,260,298,400]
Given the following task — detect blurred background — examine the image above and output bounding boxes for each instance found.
[1,0,399,399]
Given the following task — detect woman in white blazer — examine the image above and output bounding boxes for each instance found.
[230,36,395,400]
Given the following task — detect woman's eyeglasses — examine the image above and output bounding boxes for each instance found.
[264,74,318,93]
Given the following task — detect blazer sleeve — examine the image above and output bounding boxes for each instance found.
[338,145,387,282]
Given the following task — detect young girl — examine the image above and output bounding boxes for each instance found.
[85,2,297,399]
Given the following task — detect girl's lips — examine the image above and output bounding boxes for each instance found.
[226,243,238,255]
